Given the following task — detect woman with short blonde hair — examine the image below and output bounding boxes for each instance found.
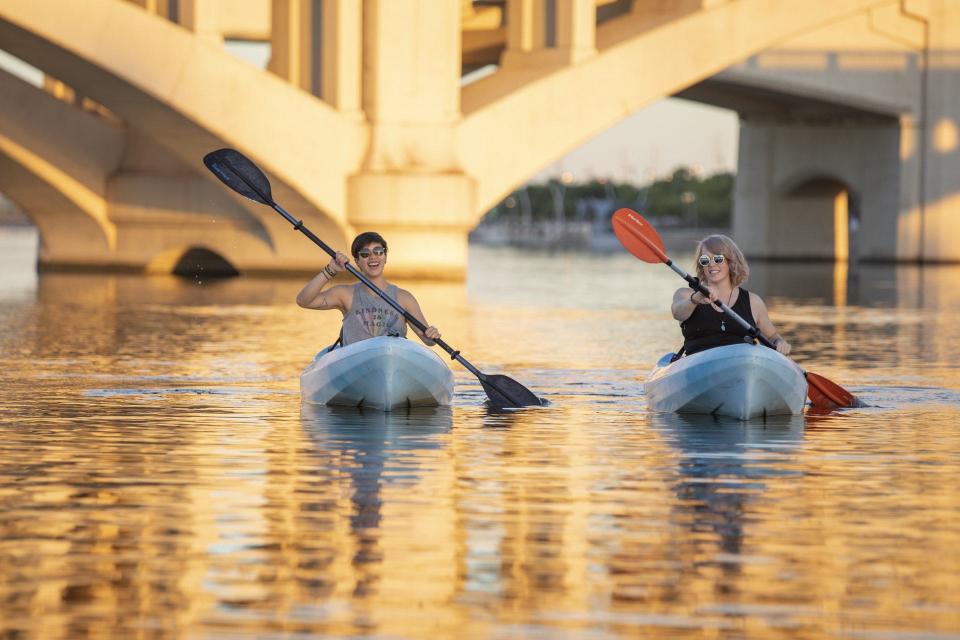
[671,234,791,357]
[694,234,749,287]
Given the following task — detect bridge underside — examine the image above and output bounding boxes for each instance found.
[680,78,904,262]
[0,0,958,278]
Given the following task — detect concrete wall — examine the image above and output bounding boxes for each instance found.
[920,0,960,262]
[734,120,902,261]
[724,0,960,263]
[769,183,847,261]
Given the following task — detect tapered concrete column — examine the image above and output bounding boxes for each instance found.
[127,0,174,19]
[507,0,546,51]
[501,0,548,67]
[268,1,361,113]
[347,0,474,279]
[502,0,594,67]
[319,0,362,116]
[177,0,223,43]
[268,0,314,90]
[556,0,596,64]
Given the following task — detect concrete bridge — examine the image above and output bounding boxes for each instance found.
[0,0,957,278]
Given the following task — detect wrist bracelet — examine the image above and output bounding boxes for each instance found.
[324,266,335,278]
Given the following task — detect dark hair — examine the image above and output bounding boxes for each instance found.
[351,231,387,259]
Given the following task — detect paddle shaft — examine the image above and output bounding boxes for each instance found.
[233,176,485,378]
[667,253,860,407]
[612,207,859,408]
[636,232,775,349]
[664,261,776,349]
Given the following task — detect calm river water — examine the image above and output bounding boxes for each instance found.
[1,226,959,639]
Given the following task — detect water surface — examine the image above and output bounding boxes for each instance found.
[1,227,959,638]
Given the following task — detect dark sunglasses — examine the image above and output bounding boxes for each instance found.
[698,254,725,266]
[357,247,387,259]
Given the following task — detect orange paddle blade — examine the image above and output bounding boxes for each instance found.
[612,208,668,264]
[806,371,859,409]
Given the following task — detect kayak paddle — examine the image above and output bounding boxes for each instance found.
[202,148,543,409]
[611,207,860,410]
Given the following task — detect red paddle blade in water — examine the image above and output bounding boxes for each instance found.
[806,371,859,409]
[611,208,668,264]
[613,208,862,412]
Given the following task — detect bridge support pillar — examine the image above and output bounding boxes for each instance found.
[503,0,596,67]
[267,0,368,116]
[734,117,903,262]
[503,0,548,65]
[918,0,960,262]
[347,173,476,280]
[269,0,318,93]
[175,0,222,42]
[345,0,475,280]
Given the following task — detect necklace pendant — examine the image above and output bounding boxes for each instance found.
[721,320,726,332]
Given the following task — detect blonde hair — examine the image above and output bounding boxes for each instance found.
[694,234,750,287]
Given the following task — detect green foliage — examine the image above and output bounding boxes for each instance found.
[483,166,734,228]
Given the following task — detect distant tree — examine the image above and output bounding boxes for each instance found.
[480,166,734,228]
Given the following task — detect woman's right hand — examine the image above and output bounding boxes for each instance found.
[691,285,719,305]
[328,251,349,274]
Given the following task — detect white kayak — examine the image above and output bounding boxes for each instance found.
[645,343,807,420]
[301,336,454,411]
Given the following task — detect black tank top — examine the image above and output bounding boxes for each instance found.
[681,288,757,355]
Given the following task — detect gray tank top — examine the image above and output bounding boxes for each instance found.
[341,283,407,346]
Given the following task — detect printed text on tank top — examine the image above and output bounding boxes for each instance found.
[340,283,407,345]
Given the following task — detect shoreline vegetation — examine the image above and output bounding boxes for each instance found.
[471,166,733,251]
[1,166,734,252]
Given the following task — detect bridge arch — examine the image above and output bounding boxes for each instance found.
[166,246,240,279]
[0,0,357,272]
[0,64,290,273]
[4,0,951,274]
[147,245,241,278]
[0,154,114,268]
[770,173,860,262]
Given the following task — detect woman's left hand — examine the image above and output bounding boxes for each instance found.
[775,338,791,355]
[424,326,441,341]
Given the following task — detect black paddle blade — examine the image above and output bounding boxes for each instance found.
[203,148,274,205]
[480,374,542,408]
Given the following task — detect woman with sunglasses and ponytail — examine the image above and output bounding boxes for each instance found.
[671,234,791,357]
[296,231,442,347]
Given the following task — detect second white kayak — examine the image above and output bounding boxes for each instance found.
[301,336,454,411]
[645,343,807,420]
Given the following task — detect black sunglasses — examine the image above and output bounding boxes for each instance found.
[358,247,387,259]
[698,254,725,266]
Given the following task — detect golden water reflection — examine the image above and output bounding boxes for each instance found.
[2,237,960,637]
